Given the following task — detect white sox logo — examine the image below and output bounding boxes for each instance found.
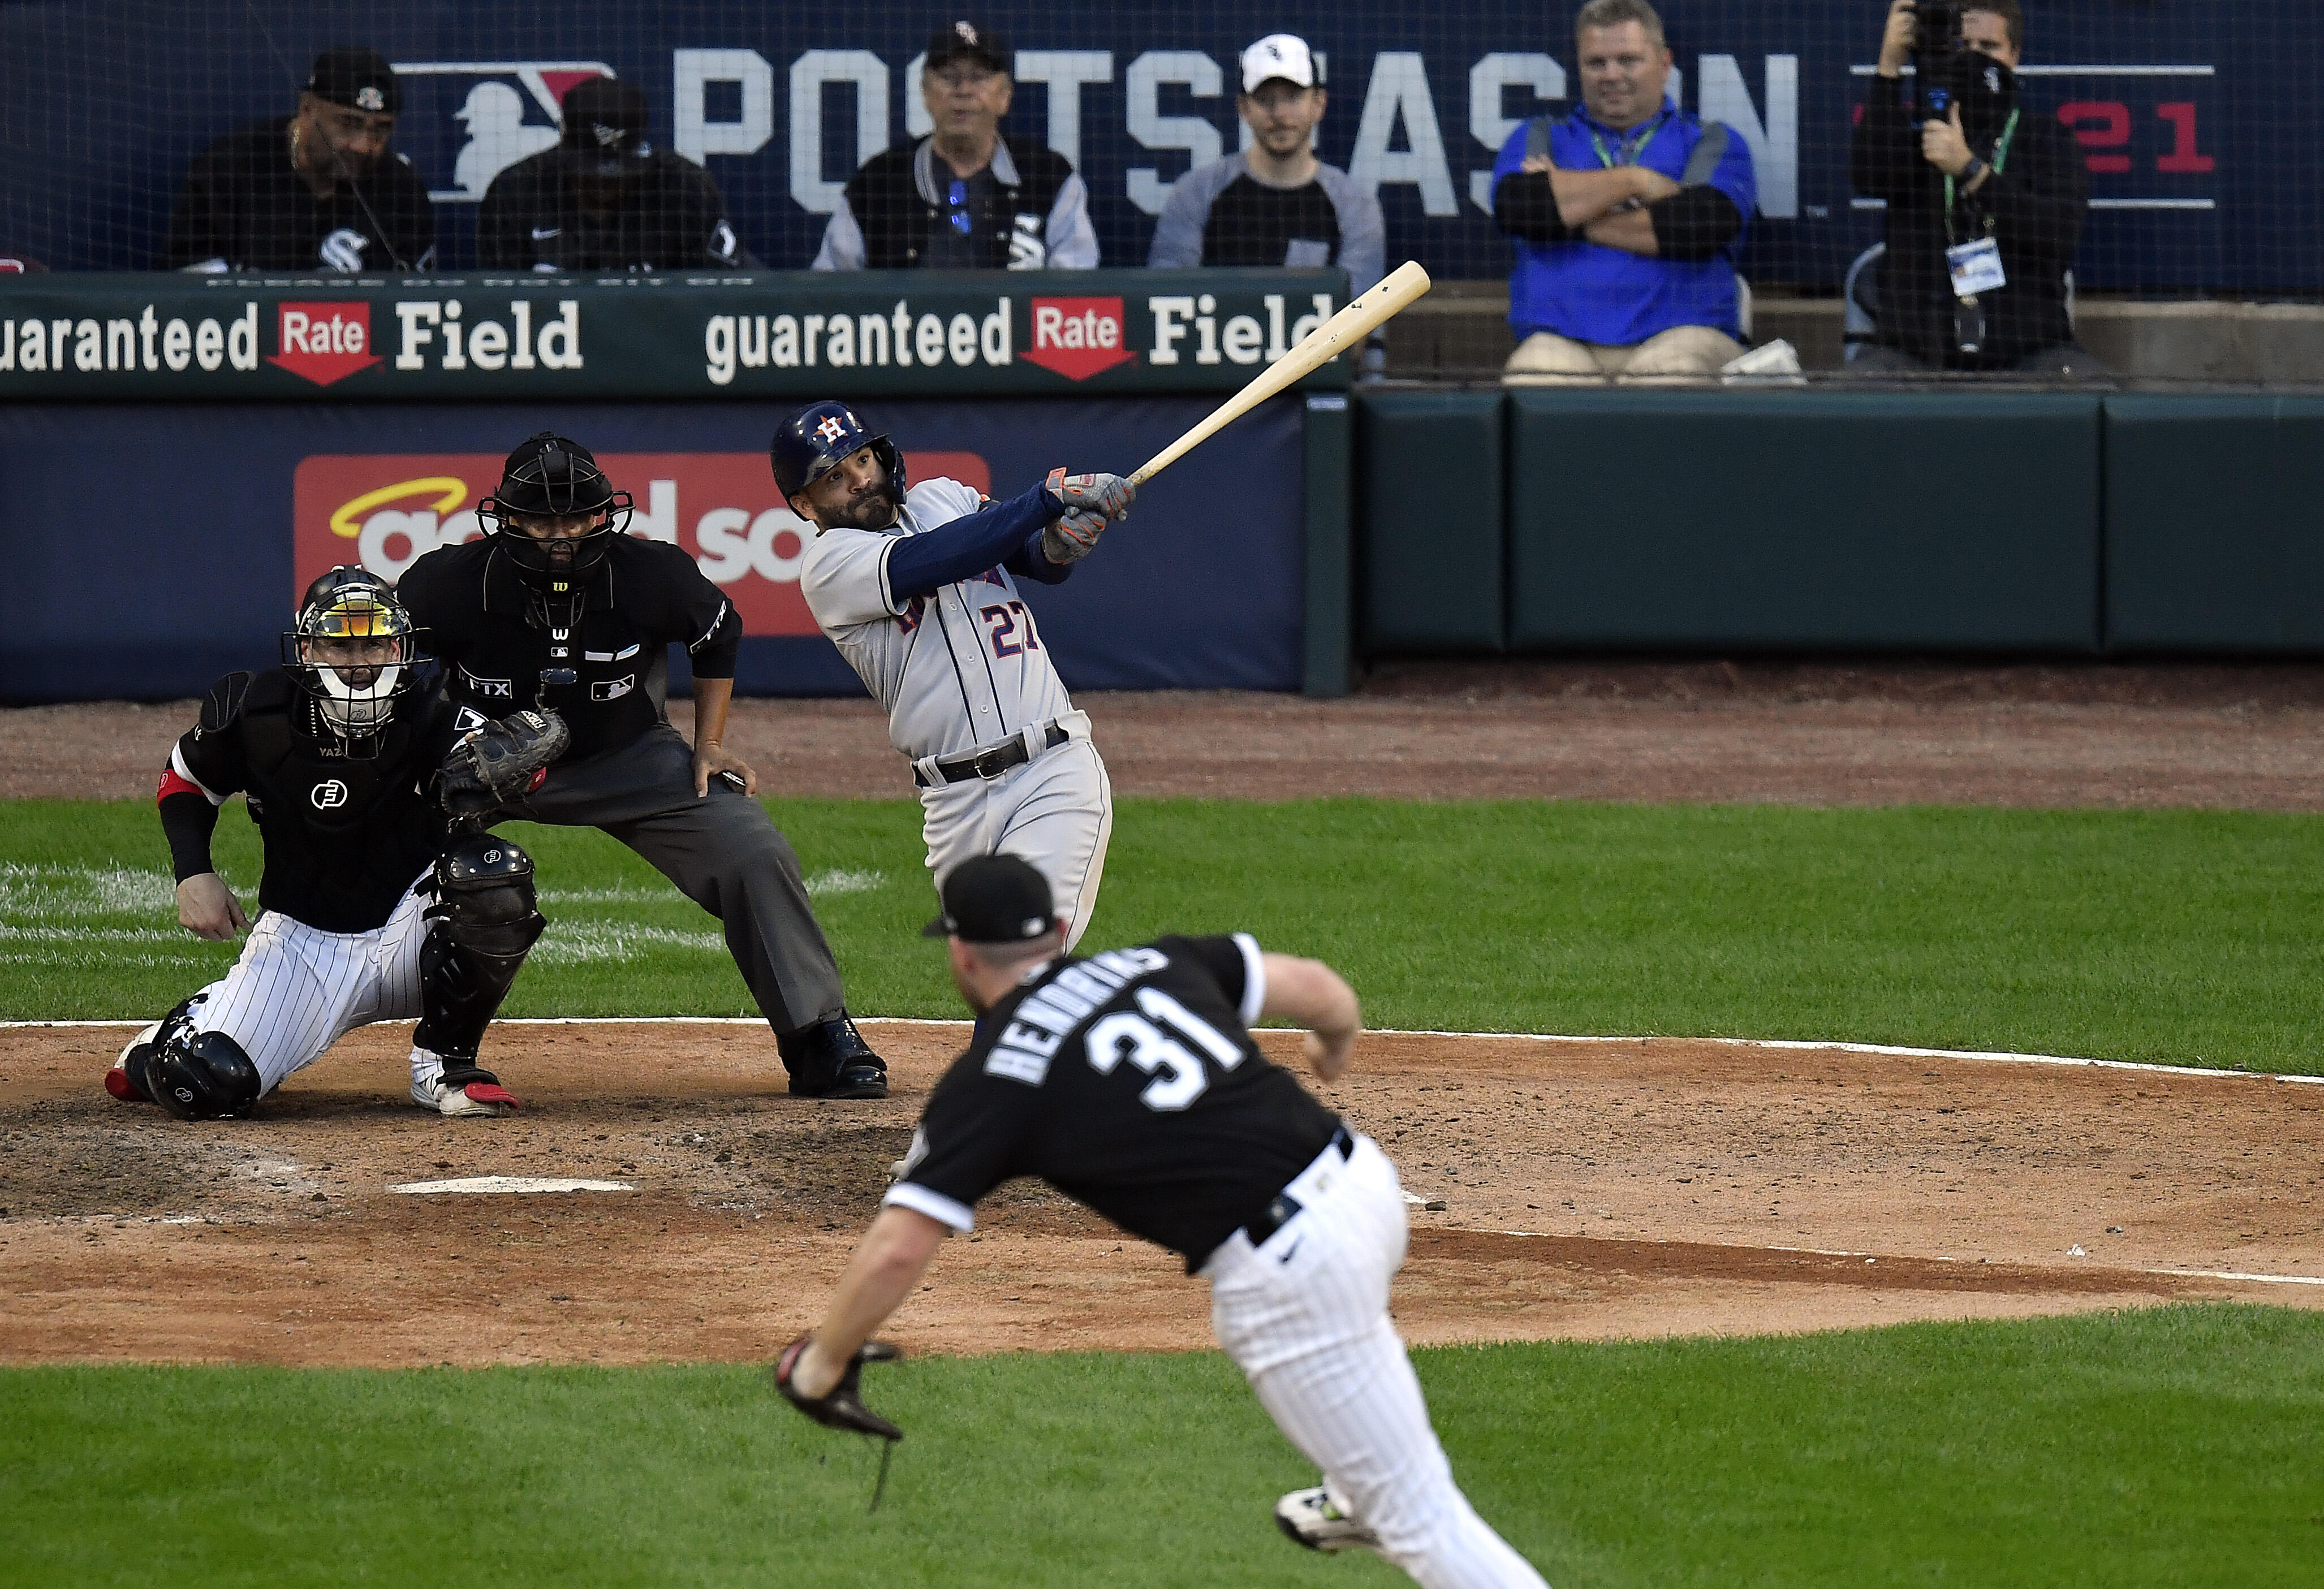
[311,779,350,809]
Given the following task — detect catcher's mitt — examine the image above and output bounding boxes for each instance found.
[439,709,568,818]
[774,1335,904,1441]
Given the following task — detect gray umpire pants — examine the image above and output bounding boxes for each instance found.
[504,723,847,1035]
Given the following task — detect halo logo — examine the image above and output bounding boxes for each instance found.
[311,780,350,809]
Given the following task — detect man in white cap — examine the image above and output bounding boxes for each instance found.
[1148,34,1384,306]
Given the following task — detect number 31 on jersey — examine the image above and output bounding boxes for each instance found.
[1086,988,1244,1111]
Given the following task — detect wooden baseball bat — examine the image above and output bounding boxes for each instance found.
[1128,260,1433,487]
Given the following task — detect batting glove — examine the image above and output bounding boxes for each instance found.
[1044,468,1135,522]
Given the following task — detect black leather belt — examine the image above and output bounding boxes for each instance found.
[1239,1126,1355,1250]
[915,721,1070,787]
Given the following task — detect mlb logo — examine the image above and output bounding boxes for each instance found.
[388,60,615,201]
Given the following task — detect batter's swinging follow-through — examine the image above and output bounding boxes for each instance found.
[775,261,1431,940]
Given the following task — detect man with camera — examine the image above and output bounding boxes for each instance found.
[1850,0,2102,377]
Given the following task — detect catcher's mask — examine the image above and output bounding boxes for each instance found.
[769,400,906,522]
[478,431,633,593]
[282,566,424,741]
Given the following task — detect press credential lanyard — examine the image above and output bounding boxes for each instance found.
[1589,116,1663,169]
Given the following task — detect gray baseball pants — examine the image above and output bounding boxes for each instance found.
[505,723,847,1034]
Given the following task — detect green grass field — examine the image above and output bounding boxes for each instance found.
[3,1306,2319,1588]
[8,796,2324,1068]
[8,794,2323,1584]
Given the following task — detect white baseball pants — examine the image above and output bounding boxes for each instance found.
[1205,1135,1550,1589]
[187,870,433,1095]
[920,727,1112,951]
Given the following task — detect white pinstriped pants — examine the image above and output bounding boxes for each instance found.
[1205,1135,1550,1589]
[186,871,433,1096]
[921,733,1113,952]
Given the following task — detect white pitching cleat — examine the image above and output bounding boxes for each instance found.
[1274,1487,1380,1555]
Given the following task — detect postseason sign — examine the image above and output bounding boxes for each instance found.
[0,267,1351,400]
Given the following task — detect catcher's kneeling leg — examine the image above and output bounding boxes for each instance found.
[146,1027,263,1122]
[413,834,544,1099]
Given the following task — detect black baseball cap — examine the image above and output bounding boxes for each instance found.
[922,854,1056,943]
[307,46,399,116]
[560,76,652,172]
[925,18,1011,76]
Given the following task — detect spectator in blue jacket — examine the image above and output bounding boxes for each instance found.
[1490,0,1757,382]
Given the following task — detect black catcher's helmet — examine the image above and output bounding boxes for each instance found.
[281,566,424,740]
[477,431,633,591]
[769,400,906,505]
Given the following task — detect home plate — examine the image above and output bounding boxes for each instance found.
[389,1177,636,1195]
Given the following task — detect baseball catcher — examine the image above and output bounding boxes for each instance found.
[107,567,560,1120]
[779,400,1131,952]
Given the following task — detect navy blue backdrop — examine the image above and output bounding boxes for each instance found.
[0,396,1305,702]
[0,1,2309,291]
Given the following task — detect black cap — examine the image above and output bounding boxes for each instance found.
[307,46,399,115]
[922,854,1055,943]
[925,18,1011,76]
[560,76,651,172]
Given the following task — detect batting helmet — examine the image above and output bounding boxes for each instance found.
[478,431,633,590]
[281,566,423,741]
[769,400,906,502]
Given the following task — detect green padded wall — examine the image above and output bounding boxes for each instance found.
[1503,389,2105,653]
[1356,389,1505,651]
[2103,396,2324,653]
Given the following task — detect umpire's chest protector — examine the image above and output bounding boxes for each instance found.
[396,538,740,763]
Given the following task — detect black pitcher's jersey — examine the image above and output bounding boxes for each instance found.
[163,668,459,932]
[889,934,1342,1268]
[397,536,741,764]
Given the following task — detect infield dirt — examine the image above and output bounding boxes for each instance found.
[2,1021,2316,1367]
[6,660,2322,1366]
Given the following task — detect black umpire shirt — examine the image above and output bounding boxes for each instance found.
[476,149,748,273]
[1849,78,2086,369]
[163,118,438,273]
[889,934,1343,1270]
[157,667,460,933]
[396,536,741,765]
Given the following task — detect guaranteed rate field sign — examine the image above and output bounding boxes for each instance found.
[0,267,1351,400]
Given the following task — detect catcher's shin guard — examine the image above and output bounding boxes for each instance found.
[412,833,544,1069]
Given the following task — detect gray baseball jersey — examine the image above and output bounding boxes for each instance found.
[801,476,1113,947]
[802,478,1079,763]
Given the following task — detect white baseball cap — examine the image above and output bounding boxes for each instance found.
[1240,34,1319,93]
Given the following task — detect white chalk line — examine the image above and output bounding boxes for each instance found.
[389,1177,633,1195]
[7,1016,2315,1085]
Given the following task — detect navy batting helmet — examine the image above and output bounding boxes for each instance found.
[769,400,905,502]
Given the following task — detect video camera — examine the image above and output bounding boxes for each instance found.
[1911,0,2015,127]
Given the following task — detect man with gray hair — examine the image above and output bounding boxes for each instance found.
[1148,34,1385,301]
[1489,0,1757,382]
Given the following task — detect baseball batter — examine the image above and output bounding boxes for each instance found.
[776,401,1133,949]
[106,568,562,1120]
[774,855,1549,1589]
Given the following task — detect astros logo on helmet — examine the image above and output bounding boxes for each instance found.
[815,416,848,444]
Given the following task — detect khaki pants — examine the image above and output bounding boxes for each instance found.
[1502,325,1743,385]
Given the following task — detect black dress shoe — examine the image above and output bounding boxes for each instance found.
[777,1014,888,1099]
